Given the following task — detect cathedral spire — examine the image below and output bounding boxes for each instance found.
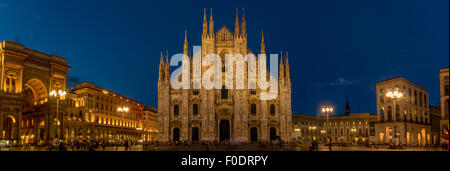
[345,98,351,115]
[285,51,290,82]
[241,8,246,37]
[159,51,165,81]
[235,8,240,37]
[209,8,214,37]
[279,50,284,81]
[260,29,265,54]
[165,50,170,80]
[203,8,208,36]
[184,29,188,55]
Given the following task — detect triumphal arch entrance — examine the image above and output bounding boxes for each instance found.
[0,40,70,145]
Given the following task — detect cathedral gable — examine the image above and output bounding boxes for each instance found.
[215,26,234,49]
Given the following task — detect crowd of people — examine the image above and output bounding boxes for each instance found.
[6,139,143,151]
[148,136,286,151]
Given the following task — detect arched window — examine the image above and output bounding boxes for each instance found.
[270,104,275,115]
[414,90,417,105]
[387,106,392,122]
[4,77,10,91]
[251,104,257,115]
[11,79,15,92]
[174,105,179,117]
[193,104,198,116]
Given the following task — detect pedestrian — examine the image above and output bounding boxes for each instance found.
[327,137,333,151]
[125,140,129,151]
[76,141,80,151]
[58,142,67,151]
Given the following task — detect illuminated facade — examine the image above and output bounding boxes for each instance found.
[63,82,144,143]
[292,101,377,144]
[0,40,145,145]
[0,40,70,144]
[143,106,158,141]
[439,68,449,145]
[158,9,292,143]
[375,77,431,146]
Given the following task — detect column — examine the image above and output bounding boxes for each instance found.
[17,111,22,142]
[45,112,50,142]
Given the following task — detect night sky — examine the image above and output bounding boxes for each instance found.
[1,0,448,116]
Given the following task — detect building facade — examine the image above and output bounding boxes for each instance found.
[292,101,377,144]
[439,68,449,145]
[375,77,431,146]
[1,40,70,145]
[158,9,292,143]
[63,82,144,144]
[429,104,441,145]
[143,106,158,141]
[0,40,146,145]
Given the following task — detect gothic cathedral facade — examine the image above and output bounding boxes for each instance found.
[158,9,292,143]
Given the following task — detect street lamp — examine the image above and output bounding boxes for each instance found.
[117,106,129,142]
[386,89,403,142]
[118,107,129,121]
[50,90,66,140]
[350,127,357,143]
[321,105,334,136]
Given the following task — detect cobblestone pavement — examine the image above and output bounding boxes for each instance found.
[2,144,447,151]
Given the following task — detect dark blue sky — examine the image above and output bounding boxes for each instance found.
[1,0,448,116]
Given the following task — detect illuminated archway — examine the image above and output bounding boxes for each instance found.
[37,120,45,142]
[23,78,48,108]
[2,115,16,140]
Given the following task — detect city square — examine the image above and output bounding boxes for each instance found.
[1,143,447,151]
[0,0,448,153]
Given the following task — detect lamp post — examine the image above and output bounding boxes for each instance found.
[117,106,129,142]
[321,106,334,137]
[351,127,357,143]
[50,90,66,140]
[386,89,403,145]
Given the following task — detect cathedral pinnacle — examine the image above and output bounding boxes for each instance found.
[235,8,240,37]
[184,29,188,55]
[209,8,214,37]
[241,8,246,37]
[261,29,266,54]
[203,8,208,36]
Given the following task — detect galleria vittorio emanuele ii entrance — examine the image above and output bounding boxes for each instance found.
[1,40,70,145]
